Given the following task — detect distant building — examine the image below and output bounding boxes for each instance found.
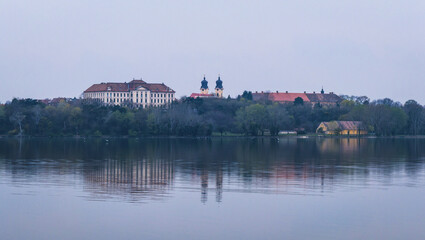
[252,88,342,106]
[38,98,73,105]
[83,79,175,108]
[316,121,368,135]
[189,93,215,98]
[190,75,224,99]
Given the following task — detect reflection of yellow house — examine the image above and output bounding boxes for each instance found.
[316,121,367,135]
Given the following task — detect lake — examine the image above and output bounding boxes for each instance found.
[1,137,425,240]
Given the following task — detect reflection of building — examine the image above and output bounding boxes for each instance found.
[194,167,223,203]
[83,79,175,108]
[317,138,366,154]
[190,75,224,98]
[316,121,367,135]
[83,158,174,202]
[252,88,342,106]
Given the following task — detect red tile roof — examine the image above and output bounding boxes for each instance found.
[252,92,310,102]
[270,93,310,102]
[84,80,175,93]
[252,92,342,103]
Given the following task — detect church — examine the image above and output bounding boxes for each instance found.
[190,75,224,98]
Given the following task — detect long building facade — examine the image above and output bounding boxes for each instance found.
[83,79,175,108]
[252,88,342,106]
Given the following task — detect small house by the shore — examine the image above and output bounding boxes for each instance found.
[316,121,367,135]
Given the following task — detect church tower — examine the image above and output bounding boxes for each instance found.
[215,75,224,98]
[200,75,209,94]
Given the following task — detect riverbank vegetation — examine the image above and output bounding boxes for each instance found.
[0,94,424,137]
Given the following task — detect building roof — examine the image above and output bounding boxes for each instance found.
[270,93,309,102]
[201,76,208,90]
[252,92,342,103]
[305,93,341,103]
[84,80,175,93]
[320,121,365,131]
[215,76,223,89]
[252,92,309,102]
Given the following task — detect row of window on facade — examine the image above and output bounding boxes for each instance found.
[87,92,173,98]
[106,98,172,104]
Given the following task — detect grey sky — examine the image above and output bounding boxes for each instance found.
[1,0,425,104]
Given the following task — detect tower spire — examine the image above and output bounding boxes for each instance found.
[215,74,224,98]
[200,75,209,94]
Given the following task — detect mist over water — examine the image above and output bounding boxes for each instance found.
[1,137,425,240]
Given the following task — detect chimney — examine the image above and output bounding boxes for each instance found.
[286,91,288,93]
[276,90,278,93]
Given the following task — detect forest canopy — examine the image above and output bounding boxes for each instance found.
[0,93,423,137]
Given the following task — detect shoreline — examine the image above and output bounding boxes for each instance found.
[2,134,425,139]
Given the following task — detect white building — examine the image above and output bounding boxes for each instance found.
[83,79,175,108]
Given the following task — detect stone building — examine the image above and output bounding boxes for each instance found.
[83,79,175,108]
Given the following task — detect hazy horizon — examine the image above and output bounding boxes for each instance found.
[1,1,425,104]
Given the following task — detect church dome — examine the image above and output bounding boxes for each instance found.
[201,76,208,90]
[215,76,223,89]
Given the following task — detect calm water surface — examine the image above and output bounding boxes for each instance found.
[1,137,425,240]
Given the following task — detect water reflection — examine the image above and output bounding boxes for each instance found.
[83,158,174,202]
[0,137,424,203]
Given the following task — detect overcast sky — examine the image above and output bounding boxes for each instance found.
[1,0,425,104]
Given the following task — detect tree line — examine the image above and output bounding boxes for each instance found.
[0,93,424,137]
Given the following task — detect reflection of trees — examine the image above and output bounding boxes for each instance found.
[1,138,425,203]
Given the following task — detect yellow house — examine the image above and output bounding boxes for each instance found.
[316,121,368,135]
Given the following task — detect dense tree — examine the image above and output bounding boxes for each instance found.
[294,97,304,106]
[240,91,253,101]
[266,104,290,136]
[404,100,424,135]
[236,104,268,135]
[0,96,423,137]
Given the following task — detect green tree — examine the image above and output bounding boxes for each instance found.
[404,100,424,135]
[294,97,304,106]
[236,104,268,135]
[266,104,290,136]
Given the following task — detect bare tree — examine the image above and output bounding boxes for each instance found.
[9,111,25,136]
[32,105,42,125]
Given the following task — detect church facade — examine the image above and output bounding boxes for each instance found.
[190,75,224,98]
